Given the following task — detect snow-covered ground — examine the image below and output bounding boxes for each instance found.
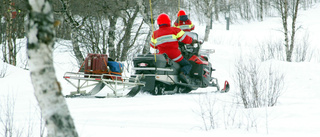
[1,4,320,137]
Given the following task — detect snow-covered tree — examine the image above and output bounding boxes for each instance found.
[26,0,78,136]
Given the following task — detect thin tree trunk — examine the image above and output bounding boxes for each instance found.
[287,0,300,62]
[5,0,13,65]
[12,36,17,66]
[120,6,140,61]
[137,0,152,54]
[143,31,152,54]
[107,16,117,59]
[204,24,211,41]
[8,12,18,66]
[204,10,211,41]
[60,0,84,66]
[1,0,7,62]
[100,19,107,54]
[214,0,219,21]
[71,30,84,66]
[283,1,290,62]
[204,1,214,41]
[279,0,290,61]
[260,0,263,21]
[7,14,14,65]
[26,0,78,136]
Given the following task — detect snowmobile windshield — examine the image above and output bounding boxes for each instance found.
[184,32,198,40]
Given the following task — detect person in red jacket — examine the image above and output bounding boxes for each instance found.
[173,10,195,32]
[150,13,197,84]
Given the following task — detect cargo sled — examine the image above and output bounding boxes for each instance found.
[63,53,144,98]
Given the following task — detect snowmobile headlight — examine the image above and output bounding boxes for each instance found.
[138,63,148,67]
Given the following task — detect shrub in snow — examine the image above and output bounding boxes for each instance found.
[293,32,315,62]
[257,39,286,61]
[233,56,285,108]
[194,94,218,131]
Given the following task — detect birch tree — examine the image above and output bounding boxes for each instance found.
[26,0,78,136]
[194,0,216,41]
[59,0,85,66]
[2,0,18,66]
[274,0,301,62]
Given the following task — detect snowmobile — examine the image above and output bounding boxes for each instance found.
[132,32,230,95]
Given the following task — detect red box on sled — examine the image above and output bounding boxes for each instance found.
[84,53,108,74]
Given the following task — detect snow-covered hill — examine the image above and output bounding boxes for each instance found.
[1,3,320,137]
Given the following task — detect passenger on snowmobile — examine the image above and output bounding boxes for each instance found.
[173,10,195,32]
[150,13,198,84]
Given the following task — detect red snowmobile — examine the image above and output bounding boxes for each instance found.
[132,32,230,95]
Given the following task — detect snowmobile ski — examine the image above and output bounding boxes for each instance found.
[220,80,230,93]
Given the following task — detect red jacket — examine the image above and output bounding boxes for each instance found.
[173,19,195,32]
[150,25,193,62]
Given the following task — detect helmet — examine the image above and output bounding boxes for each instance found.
[157,13,171,26]
[177,10,186,17]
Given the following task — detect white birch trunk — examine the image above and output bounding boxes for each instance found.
[204,19,211,41]
[60,0,84,66]
[26,0,78,136]
[204,1,214,42]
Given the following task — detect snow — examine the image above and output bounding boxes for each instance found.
[1,4,320,137]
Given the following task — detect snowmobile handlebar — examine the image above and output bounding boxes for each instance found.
[191,39,203,45]
[178,32,204,58]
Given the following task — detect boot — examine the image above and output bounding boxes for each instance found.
[179,72,191,84]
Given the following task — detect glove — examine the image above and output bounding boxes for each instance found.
[191,39,198,45]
